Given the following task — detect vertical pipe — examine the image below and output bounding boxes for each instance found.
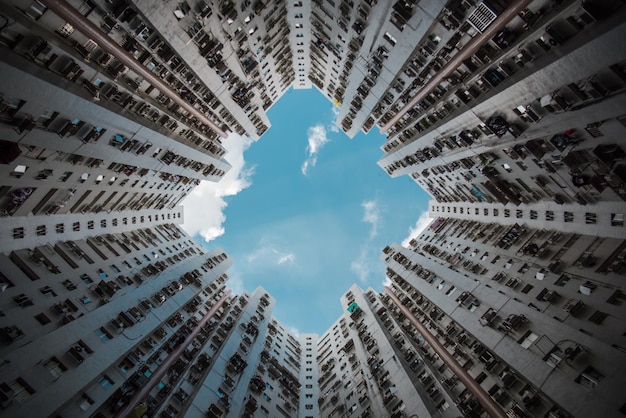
[384,286,507,418]
[114,289,232,418]
[379,0,533,135]
[39,0,228,138]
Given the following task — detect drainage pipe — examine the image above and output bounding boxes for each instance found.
[384,286,507,418]
[379,0,532,135]
[114,289,232,418]
[40,0,228,138]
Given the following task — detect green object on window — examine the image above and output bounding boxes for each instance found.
[347,302,359,313]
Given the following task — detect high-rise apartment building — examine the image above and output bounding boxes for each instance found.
[380,214,626,418]
[369,0,626,417]
[0,0,624,417]
[317,284,464,418]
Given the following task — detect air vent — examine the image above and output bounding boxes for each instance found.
[467,2,497,32]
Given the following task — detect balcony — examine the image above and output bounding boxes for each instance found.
[562,299,585,317]
[0,325,24,345]
[499,314,528,334]
[480,308,499,326]
[227,353,247,374]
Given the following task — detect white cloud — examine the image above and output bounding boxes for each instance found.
[226,272,245,295]
[181,132,255,242]
[329,105,341,133]
[247,242,296,267]
[361,200,379,239]
[382,275,392,289]
[277,253,295,265]
[301,124,330,175]
[287,326,300,338]
[349,200,381,283]
[401,211,432,247]
[350,249,371,283]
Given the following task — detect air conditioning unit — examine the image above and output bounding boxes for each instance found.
[541,31,559,47]
[546,352,563,368]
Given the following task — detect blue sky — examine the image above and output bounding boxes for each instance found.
[183,88,431,335]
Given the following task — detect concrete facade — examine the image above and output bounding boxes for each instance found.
[0,0,625,417]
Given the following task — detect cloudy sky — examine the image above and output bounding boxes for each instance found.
[182,88,431,335]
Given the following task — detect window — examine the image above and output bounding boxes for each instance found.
[14,293,33,307]
[475,372,487,383]
[35,312,52,325]
[575,366,604,390]
[63,279,76,290]
[555,274,570,286]
[56,223,65,233]
[99,375,114,389]
[611,213,624,226]
[607,290,626,306]
[588,310,608,325]
[40,286,57,297]
[36,225,46,236]
[96,327,113,342]
[517,330,538,349]
[383,31,397,45]
[73,222,80,231]
[81,274,93,284]
[25,1,47,20]
[78,394,94,411]
[13,227,24,239]
[44,357,67,378]
[520,284,533,294]
[5,377,36,403]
